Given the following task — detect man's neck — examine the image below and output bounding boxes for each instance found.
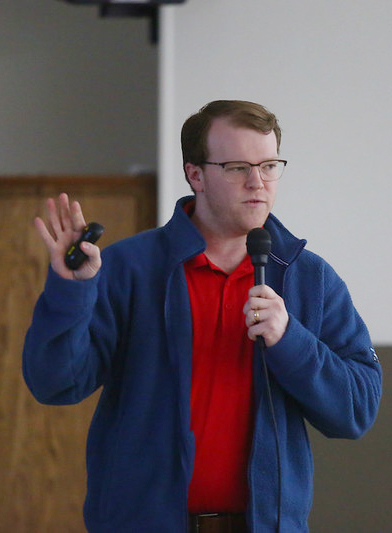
[191,212,248,274]
[205,244,247,274]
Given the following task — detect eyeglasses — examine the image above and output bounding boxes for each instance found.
[201,159,287,183]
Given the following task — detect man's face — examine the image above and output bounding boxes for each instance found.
[191,117,279,239]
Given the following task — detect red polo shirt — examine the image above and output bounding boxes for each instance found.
[185,251,255,513]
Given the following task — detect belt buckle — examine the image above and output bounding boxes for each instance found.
[194,513,219,530]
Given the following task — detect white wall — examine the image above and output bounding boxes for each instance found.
[159,0,392,345]
[0,0,157,174]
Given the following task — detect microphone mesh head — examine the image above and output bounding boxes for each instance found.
[246,228,271,269]
[246,227,272,257]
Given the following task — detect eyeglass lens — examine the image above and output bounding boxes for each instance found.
[224,161,285,182]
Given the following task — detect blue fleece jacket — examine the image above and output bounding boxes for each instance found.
[23,196,382,532]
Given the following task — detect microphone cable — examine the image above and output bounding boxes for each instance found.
[257,336,282,533]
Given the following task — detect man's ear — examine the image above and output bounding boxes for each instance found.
[185,163,204,192]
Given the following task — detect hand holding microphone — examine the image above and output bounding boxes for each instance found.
[243,228,289,347]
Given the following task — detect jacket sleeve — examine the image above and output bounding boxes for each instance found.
[22,264,122,405]
[265,262,382,440]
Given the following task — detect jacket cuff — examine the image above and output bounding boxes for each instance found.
[43,265,100,312]
[265,314,316,378]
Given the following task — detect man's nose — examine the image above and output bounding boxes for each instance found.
[246,165,264,188]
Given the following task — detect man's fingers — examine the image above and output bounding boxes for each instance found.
[73,242,102,281]
[70,200,87,232]
[248,284,276,299]
[46,196,66,239]
[34,216,55,248]
[57,192,73,232]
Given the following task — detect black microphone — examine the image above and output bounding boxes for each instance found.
[247,226,281,533]
[246,227,271,285]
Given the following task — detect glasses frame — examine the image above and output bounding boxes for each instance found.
[201,159,288,182]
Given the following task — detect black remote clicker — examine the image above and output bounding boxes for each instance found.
[65,222,105,270]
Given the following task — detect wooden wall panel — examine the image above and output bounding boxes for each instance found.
[308,345,392,532]
[0,176,156,533]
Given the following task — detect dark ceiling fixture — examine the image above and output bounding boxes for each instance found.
[58,1,187,43]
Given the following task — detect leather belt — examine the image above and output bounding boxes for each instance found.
[188,512,248,532]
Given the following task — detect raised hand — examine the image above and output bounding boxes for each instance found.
[34,192,102,280]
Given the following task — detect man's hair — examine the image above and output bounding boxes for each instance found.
[181,100,282,185]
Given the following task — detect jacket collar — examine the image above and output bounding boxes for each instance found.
[265,213,307,266]
[163,196,206,265]
[163,196,306,267]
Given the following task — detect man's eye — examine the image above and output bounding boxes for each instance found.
[264,163,278,170]
[226,165,247,172]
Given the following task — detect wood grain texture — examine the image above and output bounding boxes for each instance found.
[0,175,156,532]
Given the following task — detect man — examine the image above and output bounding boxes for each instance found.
[23,100,382,533]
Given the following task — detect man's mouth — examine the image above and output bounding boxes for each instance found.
[244,199,265,205]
